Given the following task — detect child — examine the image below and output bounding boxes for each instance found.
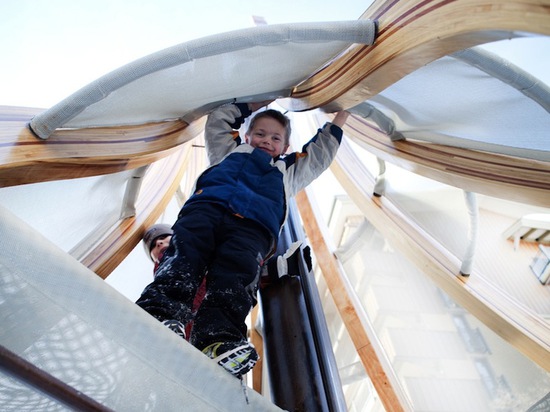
[143,224,173,270]
[136,101,349,377]
[142,223,206,339]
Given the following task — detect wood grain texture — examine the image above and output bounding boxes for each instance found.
[282,0,550,112]
[0,106,204,187]
[250,305,265,395]
[344,113,550,207]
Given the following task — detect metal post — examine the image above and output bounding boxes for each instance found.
[261,271,329,412]
[260,199,347,411]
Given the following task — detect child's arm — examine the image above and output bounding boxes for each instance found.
[204,101,273,165]
[204,104,245,165]
[331,110,350,128]
[284,110,349,196]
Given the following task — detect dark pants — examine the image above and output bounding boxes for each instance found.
[136,203,271,350]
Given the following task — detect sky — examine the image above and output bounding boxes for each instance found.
[0,0,372,108]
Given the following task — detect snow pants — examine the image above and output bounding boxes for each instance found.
[136,202,272,350]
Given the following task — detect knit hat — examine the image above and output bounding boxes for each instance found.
[143,224,173,259]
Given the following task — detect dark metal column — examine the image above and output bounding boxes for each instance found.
[260,199,347,412]
[261,271,329,411]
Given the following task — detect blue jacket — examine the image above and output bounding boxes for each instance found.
[185,103,343,241]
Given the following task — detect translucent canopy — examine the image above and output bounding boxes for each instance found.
[29,20,377,137]
[366,42,550,161]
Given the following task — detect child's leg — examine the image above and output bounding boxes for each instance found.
[190,214,271,350]
[135,204,223,329]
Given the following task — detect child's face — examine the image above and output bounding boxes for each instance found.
[245,117,289,158]
[150,235,172,263]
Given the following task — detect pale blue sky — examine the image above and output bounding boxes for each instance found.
[0,0,371,107]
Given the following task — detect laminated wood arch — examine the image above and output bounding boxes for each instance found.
[0,105,203,188]
[343,113,550,208]
[284,0,550,112]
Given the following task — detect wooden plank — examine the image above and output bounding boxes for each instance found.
[331,139,550,372]
[250,304,265,395]
[0,107,207,277]
[295,190,407,412]
[283,0,550,112]
[0,106,204,187]
[344,114,550,208]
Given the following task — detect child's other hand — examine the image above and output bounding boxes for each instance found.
[332,110,350,128]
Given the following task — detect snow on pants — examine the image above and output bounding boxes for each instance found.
[135,202,272,350]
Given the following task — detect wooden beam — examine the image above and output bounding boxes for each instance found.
[344,114,550,208]
[296,189,407,412]
[0,106,204,187]
[250,304,264,395]
[72,132,206,279]
[0,106,207,278]
[282,0,550,112]
[79,143,194,278]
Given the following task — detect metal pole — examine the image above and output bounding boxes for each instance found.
[260,199,347,412]
[261,271,329,412]
[286,200,348,412]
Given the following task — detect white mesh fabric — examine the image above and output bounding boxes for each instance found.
[368,52,550,161]
[30,20,377,138]
[452,47,550,113]
[0,205,282,411]
[0,172,130,252]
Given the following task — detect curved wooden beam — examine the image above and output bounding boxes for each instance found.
[283,0,550,111]
[0,106,204,187]
[344,113,550,208]
[331,139,550,372]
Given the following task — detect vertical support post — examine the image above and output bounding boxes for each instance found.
[460,191,478,276]
[260,270,329,411]
[259,199,346,412]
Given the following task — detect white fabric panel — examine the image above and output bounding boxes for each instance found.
[0,172,130,252]
[452,47,550,114]
[0,205,282,411]
[368,43,550,161]
[30,20,376,138]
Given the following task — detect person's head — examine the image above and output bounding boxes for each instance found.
[143,224,173,263]
[245,110,291,158]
